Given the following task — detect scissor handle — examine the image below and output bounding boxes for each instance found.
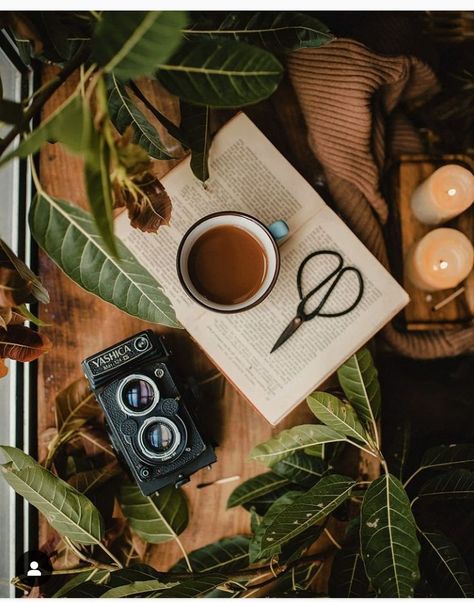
[296,250,343,300]
[297,253,364,321]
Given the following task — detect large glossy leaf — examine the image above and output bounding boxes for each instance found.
[107,75,172,160]
[307,391,373,446]
[242,482,297,515]
[172,536,250,574]
[157,40,283,108]
[419,530,474,597]
[328,547,370,597]
[0,238,49,304]
[418,469,474,501]
[360,473,420,597]
[256,474,354,556]
[0,324,51,362]
[406,444,474,486]
[185,12,334,53]
[0,446,104,545]
[119,483,188,543]
[100,566,176,598]
[249,424,346,467]
[92,11,187,79]
[227,472,289,508]
[337,347,381,430]
[0,94,90,167]
[271,450,325,488]
[249,490,318,563]
[180,101,210,182]
[29,192,180,327]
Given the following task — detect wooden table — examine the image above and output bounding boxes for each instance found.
[37,68,325,570]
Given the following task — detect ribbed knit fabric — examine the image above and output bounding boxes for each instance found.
[288,39,474,359]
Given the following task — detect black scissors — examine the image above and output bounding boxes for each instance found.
[271,250,364,353]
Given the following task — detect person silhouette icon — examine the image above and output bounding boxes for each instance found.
[27,561,42,577]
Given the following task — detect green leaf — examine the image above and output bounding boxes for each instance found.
[107,75,173,160]
[256,474,354,556]
[0,98,23,125]
[0,238,49,304]
[418,469,474,501]
[419,530,474,597]
[68,463,121,494]
[337,347,381,428]
[52,569,111,598]
[118,483,188,543]
[227,472,289,508]
[84,123,117,258]
[328,547,370,597]
[271,450,325,488]
[360,473,420,597]
[307,391,373,446]
[242,483,297,515]
[0,446,104,545]
[249,424,346,467]
[92,11,187,79]
[28,192,180,328]
[172,536,250,574]
[17,304,50,327]
[0,445,36,469]
[100,566,177,598]
[407,444,474,486]
[0,94,90,167]
[249,490,308,562]
[185,12,334,54]
[180,101,210,182]
[154,574,229,598]
[157,40,283,108]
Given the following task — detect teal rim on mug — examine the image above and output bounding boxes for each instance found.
[176,211,289,313]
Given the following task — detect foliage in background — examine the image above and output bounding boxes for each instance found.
[0,10,334,327]
[2,347,474,597]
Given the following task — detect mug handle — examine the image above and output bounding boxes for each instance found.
[268,219,289,243]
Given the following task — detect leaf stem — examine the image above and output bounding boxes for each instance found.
[97,541,123,569]
[0,43,91,157]
[403,468,422,489]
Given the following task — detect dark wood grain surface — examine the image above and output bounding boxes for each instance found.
[36,68,329,570]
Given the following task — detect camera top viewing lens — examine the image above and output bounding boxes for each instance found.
[119,376,159,414]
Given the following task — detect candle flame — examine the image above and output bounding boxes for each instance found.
[439,260,449,270]
[447,188,457,197]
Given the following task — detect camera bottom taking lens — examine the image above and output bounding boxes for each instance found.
[137,416,185,462]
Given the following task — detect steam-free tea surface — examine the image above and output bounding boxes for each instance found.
[188,225,267,305]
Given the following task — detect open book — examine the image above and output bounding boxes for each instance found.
[115,113,409,425]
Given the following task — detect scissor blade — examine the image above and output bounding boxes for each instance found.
[271,316,303,353]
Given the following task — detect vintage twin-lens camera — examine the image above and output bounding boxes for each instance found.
[81,330,216,496]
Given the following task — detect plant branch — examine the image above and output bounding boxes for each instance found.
[0,43,91,157]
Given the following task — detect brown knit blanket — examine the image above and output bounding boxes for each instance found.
[288,39,474,359]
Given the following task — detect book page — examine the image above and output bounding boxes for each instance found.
[115,112,408,425]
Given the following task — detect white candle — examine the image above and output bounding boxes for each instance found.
[406,228,474,292]
[411,164,474,225]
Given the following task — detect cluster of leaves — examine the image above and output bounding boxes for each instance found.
[1,375,190,596]
[3,347,474,597]
[0,11,334,328]
[0,238,50,376]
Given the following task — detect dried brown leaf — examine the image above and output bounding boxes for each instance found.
[0,324,51,362]
[0,308,12,329]
[55,377,102,434]
[121,176,172,233]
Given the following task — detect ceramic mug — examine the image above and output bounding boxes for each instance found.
[176,211,289,313]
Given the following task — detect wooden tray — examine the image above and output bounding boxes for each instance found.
[393,154,474,331]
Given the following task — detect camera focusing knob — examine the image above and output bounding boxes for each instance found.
[154,367,164,378]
